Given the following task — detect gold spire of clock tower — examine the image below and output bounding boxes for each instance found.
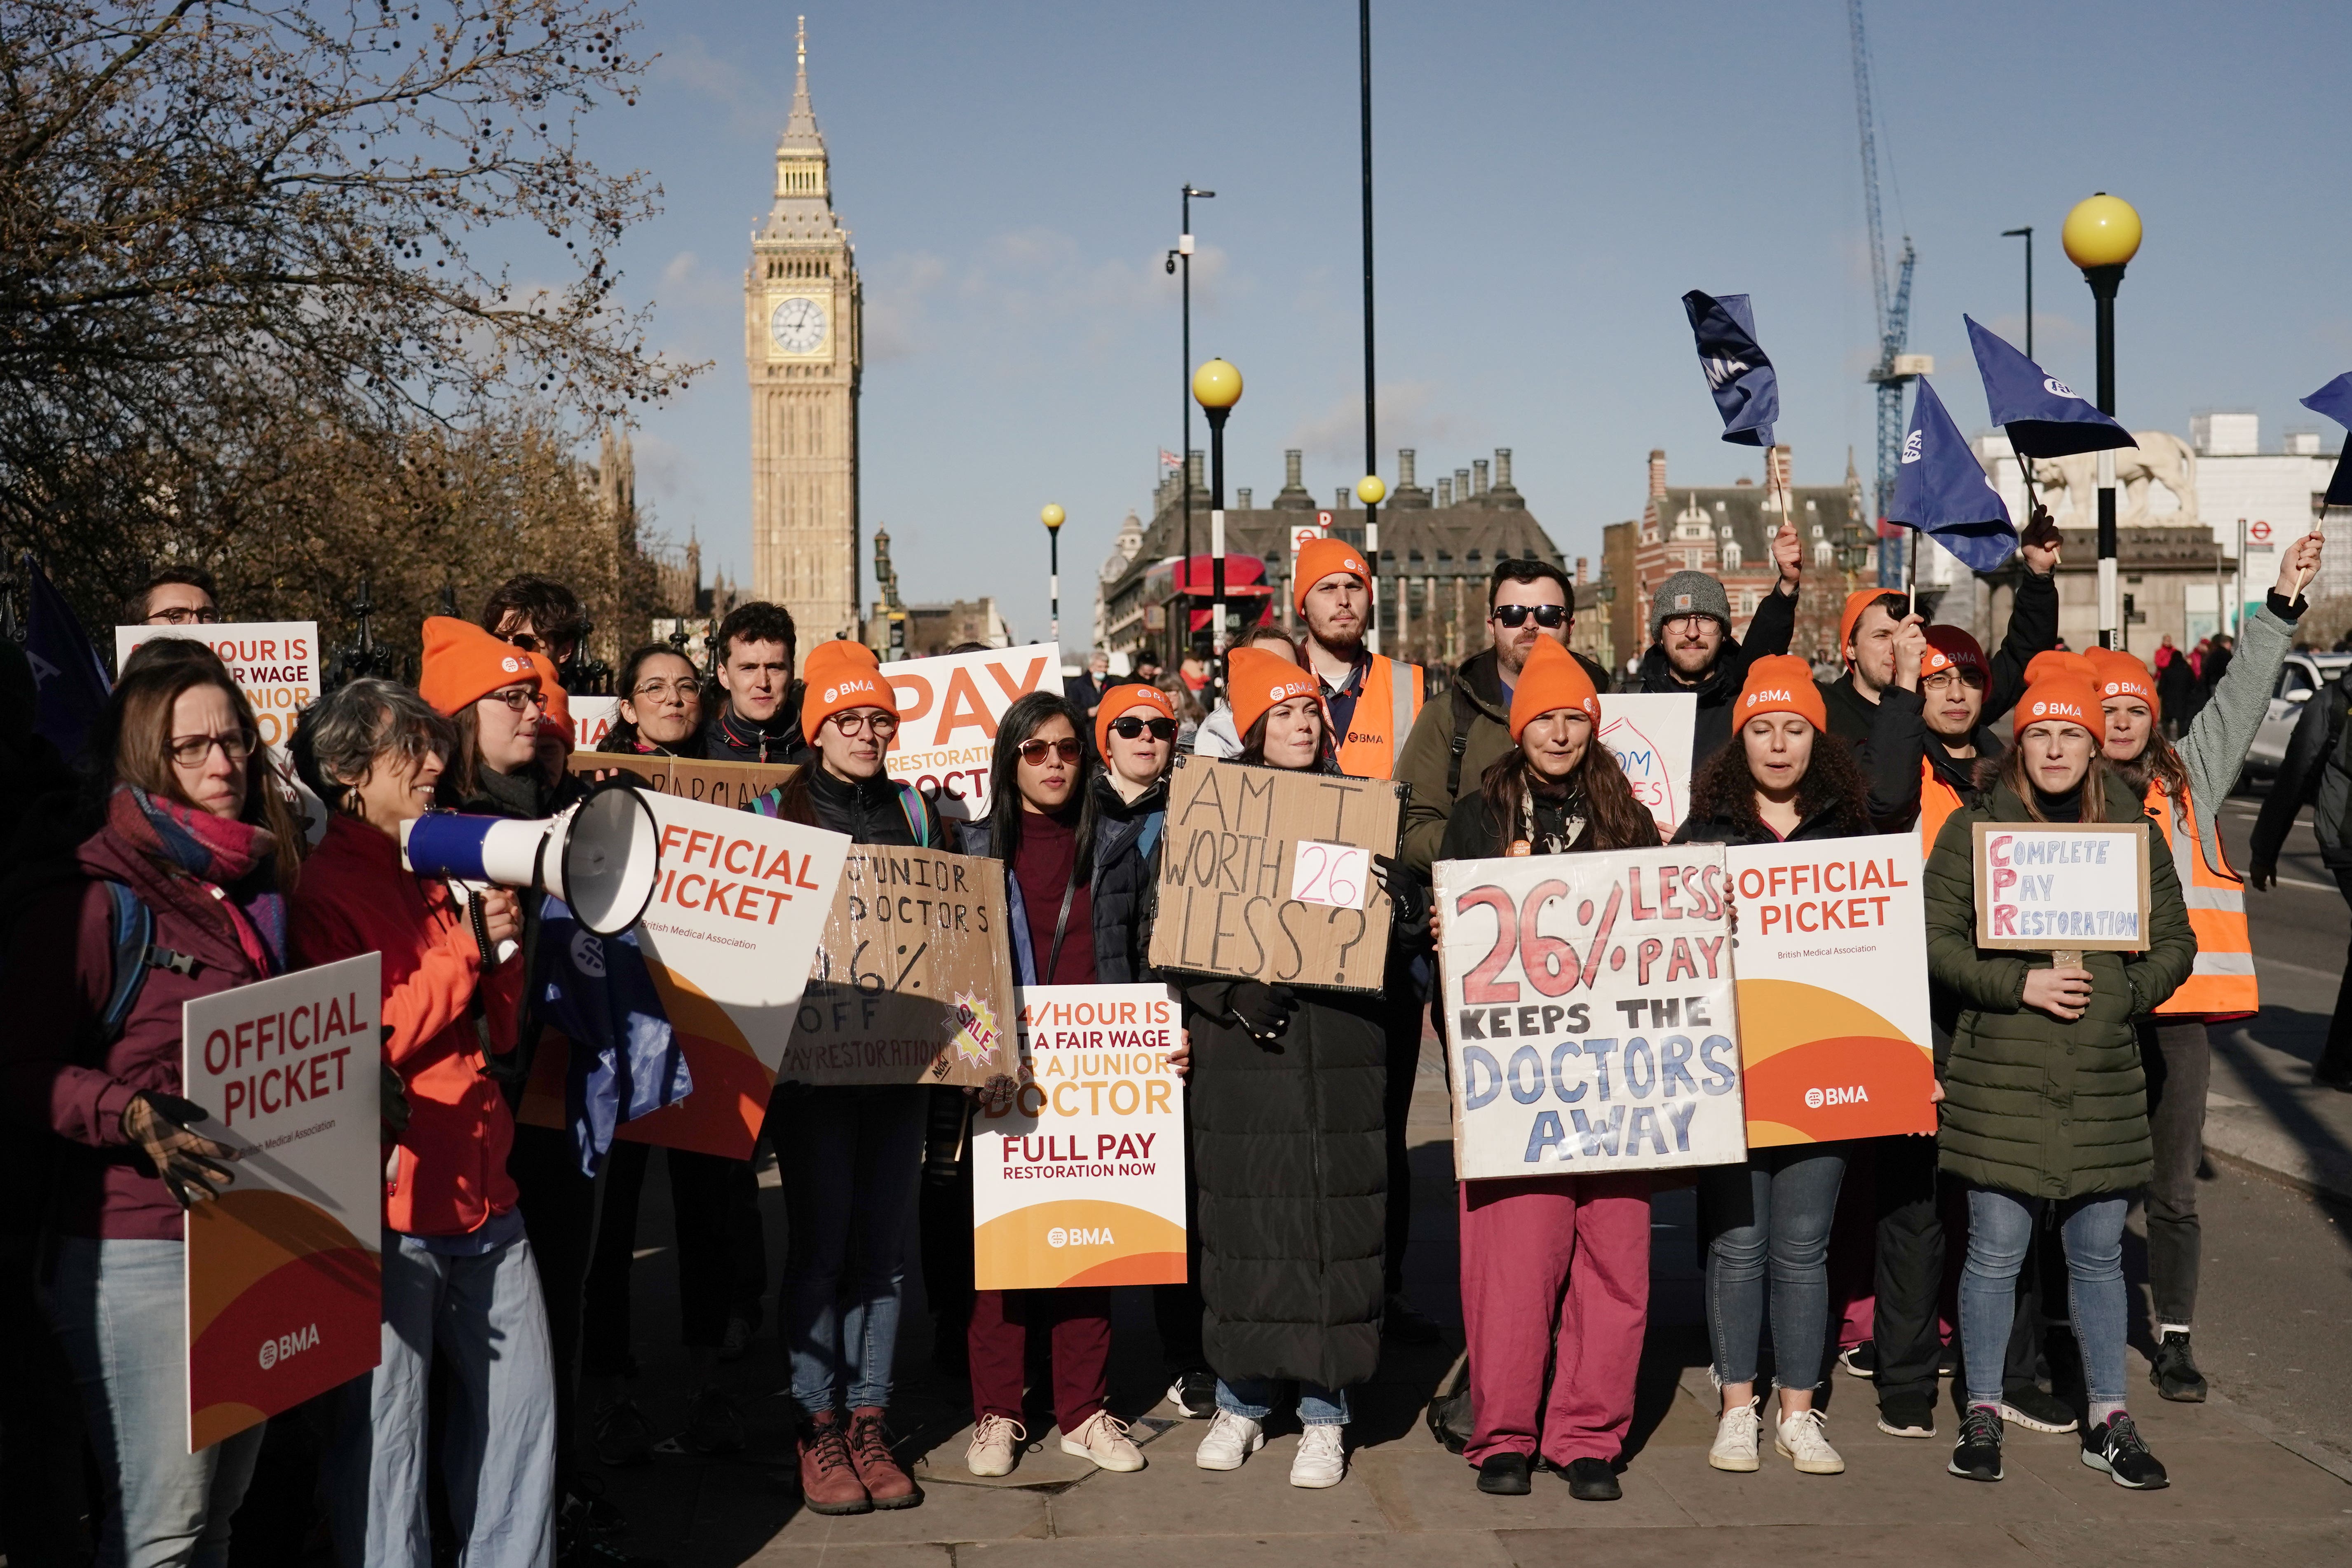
[746,16,861,642]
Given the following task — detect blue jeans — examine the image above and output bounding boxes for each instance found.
[1217,1377,1350,1427]
[45,1237,266,1568]
[773,1084,926,1412]
[326,1225,556,1568]
[1702,1145,1848,1392]
[1960,1187,2129,1408]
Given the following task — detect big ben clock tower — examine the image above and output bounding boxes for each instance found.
[746,17,861,642]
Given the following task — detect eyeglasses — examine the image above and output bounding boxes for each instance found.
[1108,716,1178,742]
[1490,603,1570,630]
[146,607,220,626]
[485,686,548,713]
[1017,737,1084,765]
[1662,614,1719,637]
[1921,669,1986,693]
[168,729,257,768]
[828,711,898,737]
[631,679,698,701]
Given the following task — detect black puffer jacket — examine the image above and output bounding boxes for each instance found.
[702,684,811,767]
[1089,770,1167,983]
[1183,973,1388,1392]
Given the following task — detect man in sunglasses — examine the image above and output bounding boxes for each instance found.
[701,601,812,766]
[481,573,589,672]
[1394,557,1606,874]
[1634,523,1804,766]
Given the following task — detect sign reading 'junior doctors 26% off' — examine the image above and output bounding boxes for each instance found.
[1434,847,1746,1181]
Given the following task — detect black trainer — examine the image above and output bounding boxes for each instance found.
[1166,1367,1218,1419]
[1559,1457,1621,1501]
[1837,1341,1876,1379]
[1947,1405,2004,1482]
[2082,1411,2168,1489]
[1477,1452,1532,1495]
[1876,1390,1936,1439]
[2000,1383,2078,1434]
[2149,1331,2209,1403]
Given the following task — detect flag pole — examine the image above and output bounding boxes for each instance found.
[1905,526,1919,617]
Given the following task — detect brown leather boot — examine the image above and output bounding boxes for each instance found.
[847,1407,924,1509]
[796,1409,872,1516]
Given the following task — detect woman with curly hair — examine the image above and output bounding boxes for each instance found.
[1673,656,1874,1479]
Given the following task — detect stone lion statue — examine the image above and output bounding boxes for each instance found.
[2029,431,2198,525]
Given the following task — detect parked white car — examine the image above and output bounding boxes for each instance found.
[2242,650,2352,785]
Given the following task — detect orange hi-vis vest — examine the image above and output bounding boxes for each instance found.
[1918,756,1967,857]
[1335,655,1425,780]
[2148,779,2257,1020]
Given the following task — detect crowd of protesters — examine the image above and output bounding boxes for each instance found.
[0,512,2330,1563]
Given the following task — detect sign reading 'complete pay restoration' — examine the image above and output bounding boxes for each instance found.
[1971,822,2150,951]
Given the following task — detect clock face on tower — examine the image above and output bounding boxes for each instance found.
[769,294,828,355]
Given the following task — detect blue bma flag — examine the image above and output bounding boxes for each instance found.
[21,554,111,761]
[1964,316,2135,459]
[1888,378,2016,572]
[2296,373,2352,507]
[1683,291,1778,448]
[538,897,692,1176]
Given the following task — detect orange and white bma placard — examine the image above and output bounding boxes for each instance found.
[1726,834,1935,1146]
[181,955,382,1452]
[971,985,1188,1289]
[117,622,320,752]
[879,643,1059,822]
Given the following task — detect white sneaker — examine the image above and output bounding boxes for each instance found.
[1061,1410,1145,1472]
[1290,1423,1347,1488]
[965,1414,1025,1477]
[1708,1398,1761,1472]
[1194,1408,1264,1471]
[1775,1406,1846,1475]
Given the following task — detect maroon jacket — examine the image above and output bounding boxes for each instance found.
[2,825,275,1240]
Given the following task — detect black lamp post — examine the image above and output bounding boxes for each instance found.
[1192,358,1243,695]
[1041,504,1065,648]
[1165,184,1214,626]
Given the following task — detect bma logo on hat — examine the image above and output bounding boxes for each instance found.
[500,655,525,673]
[2043,376,2080,400]
[1268,683,1286,699]
[2032,700,2047,716]
[2104,681,2122,695]
[1901,429,1923,464]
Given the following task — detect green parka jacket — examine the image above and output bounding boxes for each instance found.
[1926,773,2196,1199]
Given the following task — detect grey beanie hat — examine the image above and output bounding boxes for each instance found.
[1650,570,1733,643]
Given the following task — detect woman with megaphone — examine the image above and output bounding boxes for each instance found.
[286,674,554,1566]
[747,638,939,1515]
[6,640,300,1568]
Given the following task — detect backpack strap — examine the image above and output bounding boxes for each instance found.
[93,881,195,1054]
[1136,811,1165,863]
[1444,677,1481,800]
[895,782,933,847]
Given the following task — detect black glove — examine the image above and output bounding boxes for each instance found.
[379,1032,411,1140]
[1227,982,1298,1041]
[1373,854,1431,942]
[122,1091,239,1209]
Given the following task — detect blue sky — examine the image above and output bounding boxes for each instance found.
[575,0,2352,644]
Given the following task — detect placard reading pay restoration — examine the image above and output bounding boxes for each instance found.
[1970,822,2150,952]
[970,984,1187,1290]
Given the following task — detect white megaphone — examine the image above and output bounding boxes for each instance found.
[400,781,662,941]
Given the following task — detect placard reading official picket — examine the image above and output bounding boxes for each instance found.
[1726,835,1935,1146]
[1434,848,1745,1181]
[971,984,1188,1290]
[1147,756,1404,994]
[117,622,320,750]
[1971,822,2150,952]
[180,955,382,1452]
[777,844,1023,1087]
[1595,692,1697,838]
[879,643,1060,820]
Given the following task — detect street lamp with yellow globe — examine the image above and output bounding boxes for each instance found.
[2063,192,2143,648]
[1040,503,1066,651]
[1192,358,1244,677]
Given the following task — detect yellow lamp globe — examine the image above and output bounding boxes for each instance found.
[2062,193,2142,271]
[1356,475,1387,506]
[1191,358,1243,410]
[1040,503,1065,530]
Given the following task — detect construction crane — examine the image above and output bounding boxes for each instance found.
[1850,0,1927,587]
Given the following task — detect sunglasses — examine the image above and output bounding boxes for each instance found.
[1490,603,1570,629]
[1108,716,1178,742]
[1016,737,1084,765]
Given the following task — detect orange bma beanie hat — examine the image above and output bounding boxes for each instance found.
[2085,648,2159,716]
[1228,646,1321,738]
[1292,536,1371,613]
[1734,654,1829,731]
[1508,636,1601,741]
[800,638,897,742]
[2013,651,2102,739]
[419,615,542,718]
[1095,680,1176,758]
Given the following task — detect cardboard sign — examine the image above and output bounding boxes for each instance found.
[568,750,798,812]
[519,791,849,1156]
[878,643,1059,821]
[776,843,1022,1087]
[1726,835,1935,1146]
[1596,692,1697,838]
[971,984,1188,1290]
[1971,822,2150,951]
[570,695,620,751]
[180,955,383,1452]
[117,622,320,750]
[1147,756,1404,994]
[1434,849,1746,1180]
